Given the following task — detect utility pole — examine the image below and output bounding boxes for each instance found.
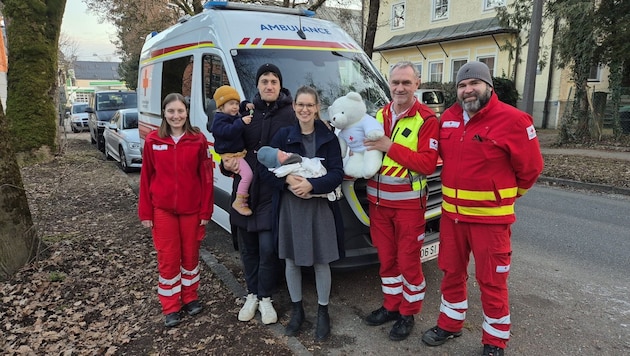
[522,0,543,115]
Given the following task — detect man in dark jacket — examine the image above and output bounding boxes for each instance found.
[223,63,296,325]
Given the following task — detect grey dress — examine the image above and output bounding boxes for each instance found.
[277,132,339,266]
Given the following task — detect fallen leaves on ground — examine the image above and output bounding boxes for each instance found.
[542,154,630,189]
[1,138,292,355]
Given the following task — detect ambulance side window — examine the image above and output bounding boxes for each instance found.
[161,55,194,103]
[202,55,229,122]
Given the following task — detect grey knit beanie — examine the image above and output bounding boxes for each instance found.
[456,61,493,87]
[257,146,280,168]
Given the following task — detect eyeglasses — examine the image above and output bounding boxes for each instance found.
[295,103,316,109]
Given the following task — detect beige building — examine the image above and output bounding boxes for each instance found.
[370,0,611,129]
[65,61,126,104]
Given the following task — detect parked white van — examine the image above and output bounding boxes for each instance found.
[137,1,442,268]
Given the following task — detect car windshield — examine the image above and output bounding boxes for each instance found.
[96,92,137,111]
[231,49,391,118]
[72,103,88,114]
[124,112,138,129]
[420,91,444,104]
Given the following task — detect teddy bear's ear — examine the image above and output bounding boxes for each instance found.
[346,92,363,102]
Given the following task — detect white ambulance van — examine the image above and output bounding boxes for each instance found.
[137,1,442,268]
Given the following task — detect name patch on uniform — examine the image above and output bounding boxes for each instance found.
[526,125,537,140]
[442,121,460,128]
[153,144,168,151]
[496,265,510,273]
[429,138,438,151]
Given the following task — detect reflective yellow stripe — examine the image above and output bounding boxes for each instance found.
[376,108,425,190]
[517,187,528,196]
[442,186,518,200]
[442,201,515,216]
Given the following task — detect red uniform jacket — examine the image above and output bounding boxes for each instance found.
[138,130,213,221]
[439,93,543,224]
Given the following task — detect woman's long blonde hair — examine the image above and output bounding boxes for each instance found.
[294,85,321,120]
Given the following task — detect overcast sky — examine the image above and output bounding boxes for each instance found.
[59,0,360,63]
[61,0,119,62]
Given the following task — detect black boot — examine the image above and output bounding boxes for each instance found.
[284,301,304,336]
[315,304,330,341]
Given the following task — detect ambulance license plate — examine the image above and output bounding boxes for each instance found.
[420,241,439,262]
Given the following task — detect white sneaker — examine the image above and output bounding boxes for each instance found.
[258,297,278,325]
[238,293,258,322]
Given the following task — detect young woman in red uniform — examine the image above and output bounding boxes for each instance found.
[138,93,214,327]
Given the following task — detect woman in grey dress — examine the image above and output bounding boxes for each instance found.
[259,86,344,341]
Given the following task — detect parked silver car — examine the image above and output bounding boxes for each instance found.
[68,102,89,133]
[103,108,142,172]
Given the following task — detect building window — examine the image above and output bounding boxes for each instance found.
[414,62,423,81]
[451,59,467,82]
[477,56,495,76]
[429,61,444,82]
[432,0,449,21]
[588,64,601,81]
[392,3,405,30]
[484,0,506,11]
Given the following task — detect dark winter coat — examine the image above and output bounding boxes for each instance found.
[260,119,346,259]
[210,111,246,154]
[226,88,296,232]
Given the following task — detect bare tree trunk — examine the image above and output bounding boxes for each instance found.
[363,0,380,57]
[0,101,39,281]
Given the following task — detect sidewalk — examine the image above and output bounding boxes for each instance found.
[541,147,630,161]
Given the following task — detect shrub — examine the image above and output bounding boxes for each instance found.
[421,77,519,108]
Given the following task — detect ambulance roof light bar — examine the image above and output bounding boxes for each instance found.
[203,1,315,17]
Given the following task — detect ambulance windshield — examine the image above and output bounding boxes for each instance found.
[232,49,391,118]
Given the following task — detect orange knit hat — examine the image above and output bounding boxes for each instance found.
[213,85,240,108]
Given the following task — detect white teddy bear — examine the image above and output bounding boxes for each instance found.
[327,92,384,179]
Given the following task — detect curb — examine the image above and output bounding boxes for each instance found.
[199,249,312,356]
[537,176,630,196]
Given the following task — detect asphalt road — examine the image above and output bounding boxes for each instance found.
[124,163,630,355]
[194,184,630,355]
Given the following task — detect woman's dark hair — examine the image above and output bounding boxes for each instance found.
[158,93,200,138]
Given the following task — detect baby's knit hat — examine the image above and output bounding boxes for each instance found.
[456,61,493,87]
[257,146,281,168]
[213,85,240,108]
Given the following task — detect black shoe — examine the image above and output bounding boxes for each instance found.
[365,306,400,326]
[389,314,414,341]
[315,304,331,342]
[483,344,505,356]
[285,301,305,337]
[164,312,181,327]
[421,325,463,346]
[183,300,203,316]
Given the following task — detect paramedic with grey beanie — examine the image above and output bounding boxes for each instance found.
[421,61,543,356]
[221,62,296,326]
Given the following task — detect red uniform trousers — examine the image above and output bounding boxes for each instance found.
[437,214,512,349]
[369,204,427,316]
[152,208,205,314]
